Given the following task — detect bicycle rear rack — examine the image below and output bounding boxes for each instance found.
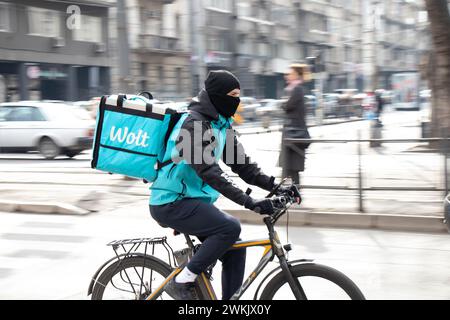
[107,236,177,268]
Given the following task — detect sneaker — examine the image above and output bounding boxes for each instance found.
[164,278,199,300]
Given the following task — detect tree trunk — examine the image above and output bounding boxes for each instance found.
[424,0,450,143]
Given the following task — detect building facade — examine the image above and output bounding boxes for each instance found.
[0,0,114,102]
[188,0,297,99]
[375,0,429,89]
[108,0,192,101]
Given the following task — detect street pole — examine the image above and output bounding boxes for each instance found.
[188,0,200,96]
[230,0,238,75]
[315,71,324,126]
[371,0,380,91]
[116,0,131,93]
[357,130,364,212]
[362,0,379,92]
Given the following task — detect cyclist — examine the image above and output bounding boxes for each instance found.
[149,70,301,300]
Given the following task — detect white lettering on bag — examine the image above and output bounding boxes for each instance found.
[110,126,150,147]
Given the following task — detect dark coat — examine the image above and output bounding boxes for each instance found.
[279,84,310,172]
[175,89,275,205]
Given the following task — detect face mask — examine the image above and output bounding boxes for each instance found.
[209,93,240,118]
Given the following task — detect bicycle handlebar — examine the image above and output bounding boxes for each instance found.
[264,193,296,226]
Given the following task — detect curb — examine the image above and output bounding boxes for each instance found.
[0,200,90,215]
[225,209,448,234]
[1,199,447,233]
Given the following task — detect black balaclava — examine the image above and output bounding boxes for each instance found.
[204,70,241,118]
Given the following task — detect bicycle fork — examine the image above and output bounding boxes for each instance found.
[279,256,308,300]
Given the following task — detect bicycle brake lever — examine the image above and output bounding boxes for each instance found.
[266,178,288,198]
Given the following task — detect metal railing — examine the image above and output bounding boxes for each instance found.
[284,136,450,213]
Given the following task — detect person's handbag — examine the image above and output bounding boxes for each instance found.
[284,127,311,149]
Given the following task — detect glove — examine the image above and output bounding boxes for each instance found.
[277,184,302,204]
[244,197,275,215]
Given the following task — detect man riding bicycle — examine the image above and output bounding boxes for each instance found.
[149,70,301,300]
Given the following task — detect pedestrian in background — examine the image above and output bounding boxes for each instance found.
[375,90,384,126]
[279,64,311,185]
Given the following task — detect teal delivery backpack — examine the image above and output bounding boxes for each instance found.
[91,93,182,182]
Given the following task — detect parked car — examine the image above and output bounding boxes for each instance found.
[335,89,362,117]
[304,95,317,116]
[360,91,376,119]
[0,101,95,159]
[71,98,101,119]
[322,93,340,118]
[238,97,261,122]
[381,90,393,105]
[255,99,286,128]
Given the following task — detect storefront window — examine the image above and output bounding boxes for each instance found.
[72,15,102,43]
[28,7,61,37]
[206,0,231,11]
[0,2,10,32]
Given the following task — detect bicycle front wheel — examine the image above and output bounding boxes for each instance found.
[91,256,173,300]
[259,263,365,300]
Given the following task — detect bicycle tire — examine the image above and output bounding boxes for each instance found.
[259,263,365,300]
[91,255,173,300]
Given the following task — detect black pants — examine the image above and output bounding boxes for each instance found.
[149,198,246,300]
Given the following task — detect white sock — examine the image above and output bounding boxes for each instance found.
[175,267,198,283]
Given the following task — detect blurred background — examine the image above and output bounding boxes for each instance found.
[0,0,449,300]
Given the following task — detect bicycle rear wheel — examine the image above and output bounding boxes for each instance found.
[259,263,365,300]
[91,255,173,300]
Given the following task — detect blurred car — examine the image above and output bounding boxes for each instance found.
[381,90,393,105]
[232,102,244,125]
[304,95,317,116]
[352,93,367,118]
[238,97,261,122]
[255,99,286,128]
[71,97,101,119]
[360,91,376,119]
[322,93,340,118]
[335,89,362,117]
[0,101,95,159]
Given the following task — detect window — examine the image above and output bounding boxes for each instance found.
[208,34,228,52]
[140,63,147,77]
[175,14,181,38]
[0,107,12,121]
[237,2,251,18]
[28,7,61,37]
[73,15,102,42]
[0,2,10,32]
[176,67,183,93]
[344,45,352,62]
[2,107,46,121]
[158,66,164,91]
[207,0,230,11]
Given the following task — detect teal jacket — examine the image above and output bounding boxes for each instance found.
[150,89,275,206]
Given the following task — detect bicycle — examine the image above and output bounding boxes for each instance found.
[87,181,366,300]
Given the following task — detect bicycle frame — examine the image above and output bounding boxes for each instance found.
[146,216,306,300]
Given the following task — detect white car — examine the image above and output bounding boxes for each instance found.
[0,101,95,159]
[239,97,261,121]
[256,99,286,128]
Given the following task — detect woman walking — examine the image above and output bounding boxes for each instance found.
[279,64,311,185]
